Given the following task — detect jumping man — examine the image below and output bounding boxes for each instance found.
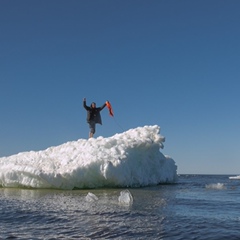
[83,98,106,138]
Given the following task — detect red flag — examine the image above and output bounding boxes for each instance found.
[106,101,114,117]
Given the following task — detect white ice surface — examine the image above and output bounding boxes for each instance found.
[0,125,177,189]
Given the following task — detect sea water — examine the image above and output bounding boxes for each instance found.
[0,174,239,239]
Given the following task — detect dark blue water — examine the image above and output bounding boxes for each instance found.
[0,175,239,239]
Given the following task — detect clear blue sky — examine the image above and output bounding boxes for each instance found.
[1,0,240,174]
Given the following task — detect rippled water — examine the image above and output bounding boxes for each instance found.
[0,175,239,239]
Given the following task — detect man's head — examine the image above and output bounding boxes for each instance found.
[91,102,96,108]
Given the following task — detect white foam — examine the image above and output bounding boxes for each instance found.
[0,125,177,189]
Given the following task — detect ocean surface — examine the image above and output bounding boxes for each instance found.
[0,174,239,239]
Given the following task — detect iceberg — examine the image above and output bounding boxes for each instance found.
[0,125,177,190]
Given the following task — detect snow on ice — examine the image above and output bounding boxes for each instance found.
[0,125,177,189]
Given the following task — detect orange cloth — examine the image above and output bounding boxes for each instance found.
[106,101,114,117]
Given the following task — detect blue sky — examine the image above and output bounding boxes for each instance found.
[1,0,240,174]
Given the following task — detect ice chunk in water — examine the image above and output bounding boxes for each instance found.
[86,192,98,202]
[118,189,133,205]
[205,183,226,190]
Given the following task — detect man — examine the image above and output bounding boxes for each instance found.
[83,98,106,138]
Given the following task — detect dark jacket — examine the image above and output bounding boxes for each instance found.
[83,100,106,125]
